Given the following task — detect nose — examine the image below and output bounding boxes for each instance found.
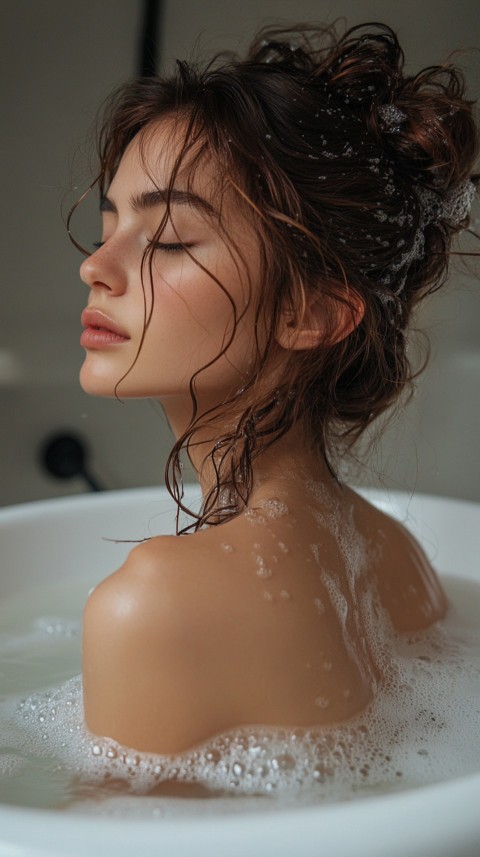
[79,243,128,295]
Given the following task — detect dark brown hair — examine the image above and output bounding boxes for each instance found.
[70,21,479,533]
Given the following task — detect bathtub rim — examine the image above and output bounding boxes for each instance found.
[0,767,479,857]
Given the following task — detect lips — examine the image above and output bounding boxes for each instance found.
[81,308,130,339]
[80,308,131,349]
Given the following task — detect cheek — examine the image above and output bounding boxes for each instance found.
[142,273,257,386]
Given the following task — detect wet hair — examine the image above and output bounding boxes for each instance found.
[69,21,479,533]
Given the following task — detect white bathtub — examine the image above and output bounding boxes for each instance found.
[0,486,479,857]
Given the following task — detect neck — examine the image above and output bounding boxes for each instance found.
[161,395,336,512]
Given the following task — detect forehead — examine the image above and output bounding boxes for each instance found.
[109,118,226,213]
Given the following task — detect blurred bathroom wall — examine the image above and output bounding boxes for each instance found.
[0,0,175,505]
[1,0,479,506]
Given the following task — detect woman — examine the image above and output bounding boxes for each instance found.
[72,22,478,756]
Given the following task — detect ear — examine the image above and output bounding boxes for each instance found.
[275,290,364,351]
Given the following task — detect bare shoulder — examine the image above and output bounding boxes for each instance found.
[82,520,370,753]
[84,531,227,623]
[348,489,448,630]
[83,536,196,661]
[82,533,237,755]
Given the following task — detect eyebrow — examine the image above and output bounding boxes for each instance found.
[100,188,217,217]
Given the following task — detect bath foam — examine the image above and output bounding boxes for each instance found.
[1,577,479,806]
[304,484,390,695]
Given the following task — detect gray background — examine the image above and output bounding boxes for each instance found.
[1,0,479,505]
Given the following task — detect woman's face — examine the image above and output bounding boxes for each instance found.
[79,121,264,422]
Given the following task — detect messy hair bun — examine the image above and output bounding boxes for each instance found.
[246,22,478,299]
[78,21,479,530]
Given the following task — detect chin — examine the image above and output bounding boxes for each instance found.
[79,366,158,399]
[79,364,119,398]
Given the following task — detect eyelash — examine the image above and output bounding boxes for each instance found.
[92,241,190,253]
[147,241,190,253]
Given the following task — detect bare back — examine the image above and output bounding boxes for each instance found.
[82,480,447,754]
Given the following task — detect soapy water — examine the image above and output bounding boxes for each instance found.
[1,573,480,818]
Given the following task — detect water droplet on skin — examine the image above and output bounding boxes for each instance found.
[92,745,102,757]
[260,498,288,518]
[221,543,234,553]
[280,590,291,600]
[245,509,267,526]
[263,590,273,601]
[314,597,325,614]
[278,541,289,554]
[254,554,273,579]
[314,696,330,709]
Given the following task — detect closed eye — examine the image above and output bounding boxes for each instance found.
[91,240,193,252]
[147,241,192,252]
